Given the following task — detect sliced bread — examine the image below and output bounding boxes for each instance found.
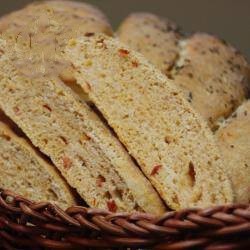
[216,101,250,203]
[0,113,76,209]
[0,38,165,214]
[64,34,233,210]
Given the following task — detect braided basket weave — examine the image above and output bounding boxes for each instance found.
[0,189,249,250]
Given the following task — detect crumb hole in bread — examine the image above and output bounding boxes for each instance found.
[59,136,68,145]
[211,193,216,203]
[96,175,106,187]
[104,191,112,200]
[193,191,202,202]
[0,134,11,141]
[43,138,48,145]
[85,59,93,67]
[133,203,140,210]
[188,161,196,187]
[43,104,52,112]
[99,72,106,78]
[172,193,179,206]
[112,188,123,201]
[59,72,77,85]
[48,188,59,200]
[164,136,171,144]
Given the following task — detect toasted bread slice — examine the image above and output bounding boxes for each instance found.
[65,34,233,210]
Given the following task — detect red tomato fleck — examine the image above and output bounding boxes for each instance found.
[118,49,129,57]
[63,157,72,170]
[107,200,117,212]
[150,165,162,176]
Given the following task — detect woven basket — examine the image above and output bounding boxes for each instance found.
[0,189,249,250]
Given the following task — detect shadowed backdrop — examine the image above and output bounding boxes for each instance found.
[1,0,249,60]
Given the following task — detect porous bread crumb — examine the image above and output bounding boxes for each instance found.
[0,37,165,215]
[65,34,234,210]
[0,118,76,209]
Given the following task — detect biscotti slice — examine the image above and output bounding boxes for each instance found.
[65,34,233,210]
[0,39,165,215]
[0,116,75,209]
[216,101,250,203]
[117,13,181,76]
[172,33,250,128]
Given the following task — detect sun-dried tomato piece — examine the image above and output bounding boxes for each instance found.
[118,48,129,58]
[150,165,162,176]
[107,200,117,212]
[62,157,72,170]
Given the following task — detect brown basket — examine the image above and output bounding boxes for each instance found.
[0,189,249,250]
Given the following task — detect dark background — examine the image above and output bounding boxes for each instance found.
[1,0,249,60]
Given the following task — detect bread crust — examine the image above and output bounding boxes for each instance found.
[216,101,250,203]
[118,14,250,127]
[172,33,250,127]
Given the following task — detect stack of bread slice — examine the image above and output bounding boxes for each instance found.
[64,34,233,210]
[0,1,249,212]
[0,1,165,214]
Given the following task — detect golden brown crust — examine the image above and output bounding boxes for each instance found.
[118,14,250,127]
[216,101,250,203]
[172,33,250,127]
[117,13,181,75]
